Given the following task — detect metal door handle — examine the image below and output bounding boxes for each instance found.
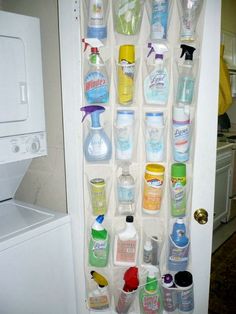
[194,208,208,224]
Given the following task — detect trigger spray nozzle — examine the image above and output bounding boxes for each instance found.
[147,43,168,60]
[180,44,196,60]
[80,105,105,128]
[82,38,104,52]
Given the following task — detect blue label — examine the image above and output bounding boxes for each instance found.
[151,0,168,40]
[177,286,194,312]
[85,71,109,104]
[118,185,135,202]
[168,236,189,271]
[176,77,195,104]
[87,26,107,39]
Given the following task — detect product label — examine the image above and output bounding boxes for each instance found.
[116,290,137,313]
[143,176,164,212]
[162,287,177,312]
[88,0,105,26]
[146,125,164,161]
[90,181,107,215]
[118,185,135,202]
[151,0,168,40]
[116,238,137,263]
[145,69,169,105]
[118,62,135,104]
[87,133,108,158]
[92,239,108,258]
[177,77,194,104]
[168,236,190,271]
[177,286,194,312]
[142,294,161,314]
[89,295,109,310]
[171,180,186,216]
[173,123,190,162]
[116,125,133,160]
[85,71,108,104]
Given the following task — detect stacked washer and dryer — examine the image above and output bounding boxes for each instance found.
[0,11,77,314]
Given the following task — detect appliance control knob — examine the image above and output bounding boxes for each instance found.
[12,145,20,153]
[27,137,40,153]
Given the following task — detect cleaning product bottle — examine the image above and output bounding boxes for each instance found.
[168,218,189,271]
[176,44,196,105]
[118,45,135,105]
[174,271,194,314]
[89,271,110,311]
[150,0,169,41]
[143,239,153,264]
[172,105,190,162]
[117,163,135,215]
[114,216,139,266]
[116,110,135,161]
[177,0,203,42]
[144,43,169,105]
[89,215,110,267]
[161,273,177,313]
[116,267,139,314]
[114,0,143,36]
[83,38,109,104]
[145,112,165,162]
[90,178,107,216]
[139,266,162,314]
[87,0,108,40]
[171,163,187,217]
[81,105,112,162]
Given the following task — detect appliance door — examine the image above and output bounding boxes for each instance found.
[0,11,45,137]
[229,148,236,219]
[214,150,232,229]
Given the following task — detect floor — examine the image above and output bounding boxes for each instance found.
[212,216,236,252]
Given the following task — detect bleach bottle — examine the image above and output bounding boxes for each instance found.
[168,218,189,272]
[89,215,110,267]
[83,38,109,104]
[81,105,112,162]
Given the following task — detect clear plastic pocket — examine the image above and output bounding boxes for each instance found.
[113,0,144,43]
[115,288,138,314]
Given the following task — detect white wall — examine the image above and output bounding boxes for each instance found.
[2,0,67,212]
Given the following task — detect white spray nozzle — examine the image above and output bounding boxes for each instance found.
[146,265,159,278]
[147,43,168,59]
[82,38,104,51]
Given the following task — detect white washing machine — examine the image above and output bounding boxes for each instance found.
[0,11,77,314]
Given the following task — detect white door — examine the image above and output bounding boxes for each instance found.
[58,1,221,313]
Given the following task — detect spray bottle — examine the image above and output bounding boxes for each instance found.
[139,266,162,314]
[87,0,108,40]
[81,105,112,162]
[176,44,196,105]
[83,38,109,104]
[89,271,110,311]
[144,43,169,105]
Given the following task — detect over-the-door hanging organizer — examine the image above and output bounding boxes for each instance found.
[80,0,203,313]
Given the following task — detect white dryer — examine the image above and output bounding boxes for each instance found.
[0,11,77,314]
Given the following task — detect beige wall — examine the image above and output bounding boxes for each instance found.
[221,0,236,33]
[2,0,67,212]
